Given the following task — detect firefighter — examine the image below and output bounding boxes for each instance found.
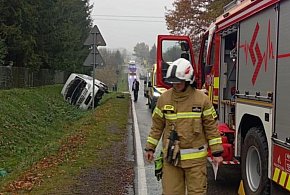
[144,58,224,195]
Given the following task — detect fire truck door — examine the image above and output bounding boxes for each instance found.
[218,26,238,127]
[275,0,290,143]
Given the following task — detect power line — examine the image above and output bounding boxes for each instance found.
[93,18,164,23]
[91,14,164,19]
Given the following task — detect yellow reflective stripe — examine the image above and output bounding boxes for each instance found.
[152,107,163,118]
[208,137,222,146]
[286,175,290,191]
[273,168,280,182]
[180,145,207,154]
[180,150,208,160]
[279,171,287,186]
[164,112,201,120]
[213,96,218,101]
[147,137,158,146]
[177,112,201,118]
[165,114,177,120]
[214,77,219,88]
[203,106,217,118]
[208,86,213,102]
[203,107,215,116]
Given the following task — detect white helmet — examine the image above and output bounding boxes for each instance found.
[165,58,194,84]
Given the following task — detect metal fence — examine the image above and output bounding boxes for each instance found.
[0,66,71,89]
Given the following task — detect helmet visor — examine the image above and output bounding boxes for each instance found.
[165,76,183,84]
[165,64,183,83]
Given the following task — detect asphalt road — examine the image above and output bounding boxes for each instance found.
[131,74,242,195]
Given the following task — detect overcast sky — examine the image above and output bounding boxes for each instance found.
[89,0,175,52]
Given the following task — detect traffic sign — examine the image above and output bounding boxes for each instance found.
[84,25,106,46]
[83,48,105,67]
[83,24,106,109]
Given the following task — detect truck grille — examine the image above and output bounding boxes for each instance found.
[76,88,88,105]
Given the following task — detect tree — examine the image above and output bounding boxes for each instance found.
[45,0,92,71]
[133,42,149,62]
[165,0,232,51]
[204,0,232,21]
[149,44,156,66]
[0,0,39,68]
[0,39,7,65]
[0,0,92,71]
[95,48,126,87]
[163,46,182,62]
[115,50,124,66]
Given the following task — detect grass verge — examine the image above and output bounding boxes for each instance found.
[0,84,133,194]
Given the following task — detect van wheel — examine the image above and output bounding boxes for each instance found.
[241,127,270,195]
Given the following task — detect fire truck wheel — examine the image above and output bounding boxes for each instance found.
[241,126,270,195]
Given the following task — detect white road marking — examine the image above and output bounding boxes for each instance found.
[131,93,148,195]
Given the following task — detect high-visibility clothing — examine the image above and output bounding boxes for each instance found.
[145,86,223,168]
[162,158,207,195]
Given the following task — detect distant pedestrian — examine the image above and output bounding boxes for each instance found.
[112,83,118,91]
[132,78,139,102]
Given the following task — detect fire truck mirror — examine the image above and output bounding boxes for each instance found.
[181,53,189,61]
[180,41,189,51]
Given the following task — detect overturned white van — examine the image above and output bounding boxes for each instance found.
[61,73,108,110]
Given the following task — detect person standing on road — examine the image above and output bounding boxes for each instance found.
[132,78,139,102]
[144,58,224,195]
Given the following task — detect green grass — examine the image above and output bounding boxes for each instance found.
[0,86,86,187]
[0,84,130,194]
[117,66,129,92]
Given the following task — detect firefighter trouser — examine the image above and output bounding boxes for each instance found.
[162,158,207,195]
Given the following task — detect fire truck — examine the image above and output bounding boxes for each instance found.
[156,0,290,194]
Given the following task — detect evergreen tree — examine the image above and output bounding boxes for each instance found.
[0,0,92,71]
[133,42,149,62]
[149,44,156,66]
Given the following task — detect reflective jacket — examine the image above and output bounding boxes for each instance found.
[145,86,223,168]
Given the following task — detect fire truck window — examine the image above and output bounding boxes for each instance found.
[162,40,183,63]
[204,34,216,75]
[202,39,208,66]
[200,36,208,85]
[162,61,169,80]
[161,40,192,82]
[209,40,215,65]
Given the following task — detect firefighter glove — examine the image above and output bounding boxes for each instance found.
[154,155,163,181]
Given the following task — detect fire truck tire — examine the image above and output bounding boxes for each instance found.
[241,126,270,195]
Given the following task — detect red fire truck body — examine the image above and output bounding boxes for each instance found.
[156,0,290,193]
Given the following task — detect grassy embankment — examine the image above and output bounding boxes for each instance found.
[0,70,130,194]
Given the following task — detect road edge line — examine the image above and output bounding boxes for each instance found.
[132,98,148,195]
